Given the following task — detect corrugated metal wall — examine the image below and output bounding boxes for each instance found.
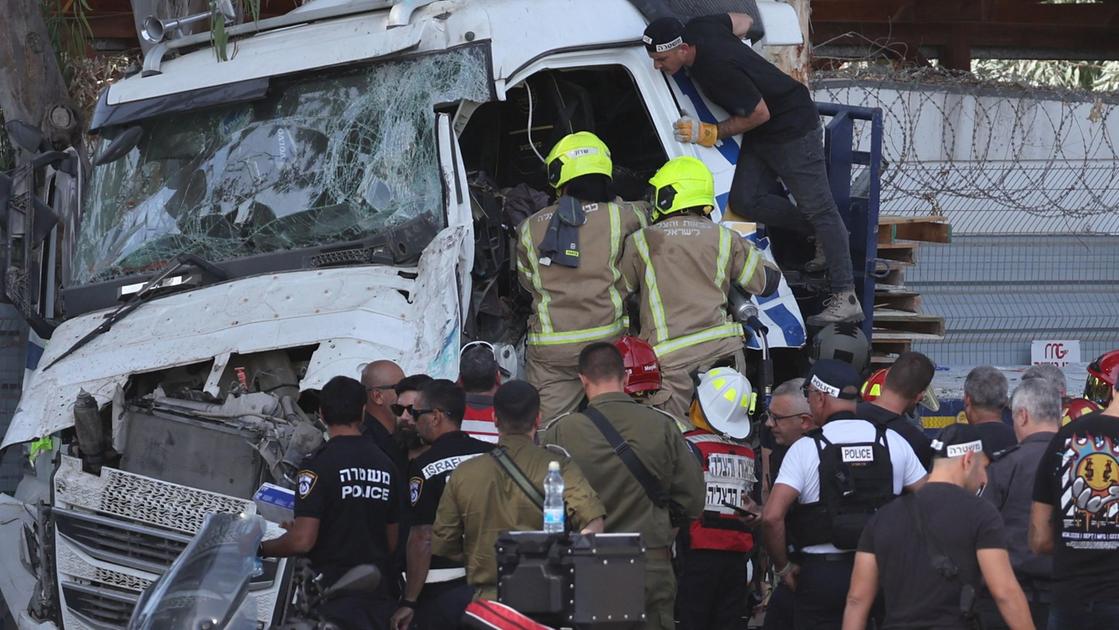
[908,235,1119,368]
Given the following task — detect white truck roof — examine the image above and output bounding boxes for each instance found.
[107,0,800,105]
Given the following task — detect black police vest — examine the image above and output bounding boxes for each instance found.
[788,419,895,550]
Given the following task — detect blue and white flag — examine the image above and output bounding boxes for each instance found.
[742,233,806,350]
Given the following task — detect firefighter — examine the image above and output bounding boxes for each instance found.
[621,156,780,420]
[761,360,927,629]
[516,132,649,422]
[677,367,760,630]
[1084,349,1119,407]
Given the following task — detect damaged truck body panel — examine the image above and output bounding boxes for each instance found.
[0,0,805,627]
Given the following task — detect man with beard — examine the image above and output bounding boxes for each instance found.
[394,374,434,461]
[391,380,494,630]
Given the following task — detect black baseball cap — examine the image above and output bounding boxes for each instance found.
[643,17,686,53]
[805,359,861,400]
[930,424,998,460]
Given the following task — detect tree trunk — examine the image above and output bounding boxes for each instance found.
[0,0,82,154]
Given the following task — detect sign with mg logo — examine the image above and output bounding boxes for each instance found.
[1031,340,1081,367]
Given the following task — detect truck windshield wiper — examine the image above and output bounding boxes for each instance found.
[42,255,228,371]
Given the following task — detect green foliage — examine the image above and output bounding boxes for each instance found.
[971,60,1119,92]
[42,0,93,69]
[211,0,262,62]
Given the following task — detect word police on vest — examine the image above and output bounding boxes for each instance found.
[841,445,875,463]
[339,467,393,500]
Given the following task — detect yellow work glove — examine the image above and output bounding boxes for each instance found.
[673,116,718,147]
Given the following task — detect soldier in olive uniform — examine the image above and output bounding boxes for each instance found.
[540,343,705,630]
[432,380,606,601]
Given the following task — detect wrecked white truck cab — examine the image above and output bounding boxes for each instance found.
[0,0,803,626]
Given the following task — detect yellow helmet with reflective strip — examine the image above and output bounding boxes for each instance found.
[544,131,613,189]
[695,367,754,439]
[648,156,715,222]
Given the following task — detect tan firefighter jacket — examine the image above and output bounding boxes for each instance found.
[620,214,773,361]
[516,200,648,351]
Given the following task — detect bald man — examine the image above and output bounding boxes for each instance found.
[361,360,406,472]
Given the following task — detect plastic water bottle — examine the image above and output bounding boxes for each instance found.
[543,461,565,533]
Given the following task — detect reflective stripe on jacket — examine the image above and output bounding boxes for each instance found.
[620,215,772,360]
[516,200,647,348]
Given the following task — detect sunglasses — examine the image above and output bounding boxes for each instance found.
[392,404,438,419]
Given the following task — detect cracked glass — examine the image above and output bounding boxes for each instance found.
[74,45,490,284]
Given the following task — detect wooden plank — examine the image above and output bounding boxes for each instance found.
[872,338,912,353]
[875,241,917,265]
[872,330,946,341]
[877,224,897,245]
[873,319,946,338]
[874,292,922,313]
[878,215,947,225]
[895,221,952,243]
[873,268,907,287]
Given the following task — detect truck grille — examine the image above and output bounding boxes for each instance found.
[55,508,191,574]
[62,583,138,629]
[52,456,284,629]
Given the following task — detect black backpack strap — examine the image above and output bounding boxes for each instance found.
[489,447,544,510]
[902,492,978,623]
[582,405,670,508]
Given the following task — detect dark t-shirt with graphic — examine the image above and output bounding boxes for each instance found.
[295,434,399,583]
[858,483,1006,629]
[683,14,819,141]
[408,431,494,570]
[1033,411,1119,604]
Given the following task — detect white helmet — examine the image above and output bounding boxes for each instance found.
[696,367,754,439]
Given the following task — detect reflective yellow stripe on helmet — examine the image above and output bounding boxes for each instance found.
[714,227,731,290]
[528,320,625,346]
[607,203,624,322]
[653,322,743,357]
[736,244,761,288]
[633,231,669,344]
[519,222,553,333]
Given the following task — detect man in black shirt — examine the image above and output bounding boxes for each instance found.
[964,365,1017,453]
[362,359,408,472]
[843,424,1032,630]
[978,377,1061,629]
[261,376,400,630]
[857,352,937,471]
[391,379,494,630]
[1030,377,1119,628]
[642,14,862,324]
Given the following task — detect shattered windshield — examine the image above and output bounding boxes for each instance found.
[74,45,490,284]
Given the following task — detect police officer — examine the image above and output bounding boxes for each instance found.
[677,368,760,630]
[516,132,648,422]
[540,342,705,630]
[761,360,927,630]
[620,157,780,419]
[857,351,938,471]
[432,381,606,600]
[261,376,399,630]
[390,380,494,630]
[977,377,1061,629]
[392,374,433,462]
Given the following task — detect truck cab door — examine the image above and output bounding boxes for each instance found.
[435,111,474,325]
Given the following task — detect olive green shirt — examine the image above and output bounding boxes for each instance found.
[431,433,606,599]
[540,392,705,548]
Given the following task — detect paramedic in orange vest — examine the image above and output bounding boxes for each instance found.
[677,367,760,630]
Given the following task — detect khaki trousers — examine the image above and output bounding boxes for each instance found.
[524,347,584,424]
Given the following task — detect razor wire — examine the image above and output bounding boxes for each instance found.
[810,67,1119,232]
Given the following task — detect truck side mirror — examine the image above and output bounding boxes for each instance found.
[94,126,143,165]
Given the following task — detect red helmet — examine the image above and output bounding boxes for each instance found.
[1063,398,1103,426]
[861,368,888,402]
[1085,350,1119,406]
[614,335,661,396]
